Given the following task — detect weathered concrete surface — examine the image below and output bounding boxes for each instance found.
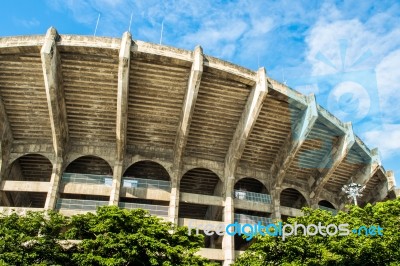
[172,45,203,172]
[310,122,355,199]
[121,187,170,201]
[271,94,318,188]
[1,180,49,192]
[0,28,396,265]
[41,27,68,157]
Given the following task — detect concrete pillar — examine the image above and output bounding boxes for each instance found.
[271,188,281,221]
[109,161,123,206]
[44,157,64,210]
[0,93,13,206]
[168,171,180,224]
[0,154,11,206]
[310,198,319,209]
[271,94,318,188]
[222,178,235,266]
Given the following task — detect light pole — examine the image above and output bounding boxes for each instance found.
[342,181,366,206]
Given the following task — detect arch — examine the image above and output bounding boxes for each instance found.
[123,160,170,181]
[66,153,113,171]
[9,152,53,166]
[318,200,336,209]
[180,168,222,196]
[234,177,269,194]
[65,155,113,175]
[125,156,173,178]
[280,188,308,208]
[6,153,53,182]
[182,165,223,183]
[281,184,310,205]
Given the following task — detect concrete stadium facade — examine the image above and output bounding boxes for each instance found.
[0,27,397,265]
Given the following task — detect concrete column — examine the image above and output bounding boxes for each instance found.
[0,149,11,206]
[310,198,319,209]
[310,122,355,199]
[271,94,318,188]
[44,157,64,210]
[168,171,180,224]
[222,178,235,266]
[41,27,68,157]
[109,161,123,206]
[271,188,281,221]
[0,92,13,205]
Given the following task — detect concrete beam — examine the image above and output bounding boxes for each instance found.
[225,67,268,178]
[115,32,131,162]
[310,122,355,199]
[180,192,224,206]
[363,170,396,203]
[233,198,272,213]
[44,157,63,210]
[1,180,49,192]
[41,27,68,157]
[338,148,381,208]
[172,46,203,171]
[110,32,132,206]
[268,78,307,108]
[271,94,318,188]
[317,105,347,132]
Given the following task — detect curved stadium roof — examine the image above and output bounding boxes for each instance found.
[0,27,396,210]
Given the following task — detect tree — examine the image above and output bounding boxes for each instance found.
[66,206,216,266]
[0,206,217,266]
[234,198,400,266]
[0,210,70,265]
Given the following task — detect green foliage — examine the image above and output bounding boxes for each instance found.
[0,206,217,266]
[234,198,400,266]
[0,211,70,265]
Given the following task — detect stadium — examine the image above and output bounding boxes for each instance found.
[0,27,397,265]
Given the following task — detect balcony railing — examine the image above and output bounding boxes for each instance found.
[234,190,272,204]
[62,173,113,186]
[234,213,272,225]
[122,177,171,191]
[56,198,108,211]
[318,205,338,215]
[119,202,169,217]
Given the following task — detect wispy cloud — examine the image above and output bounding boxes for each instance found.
[13,17,40,28]
[47,0,400,184]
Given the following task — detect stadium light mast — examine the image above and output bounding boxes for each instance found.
[341,179,366,206]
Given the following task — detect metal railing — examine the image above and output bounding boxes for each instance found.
[122,177,171,191]
[318,205,338,215]
[62,173,113,186]
[119,202,169,217]
[234,213,272,225]
[234,190,272,204]
[56,199,108,210]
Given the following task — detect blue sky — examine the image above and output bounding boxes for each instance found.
[1,0,399,186]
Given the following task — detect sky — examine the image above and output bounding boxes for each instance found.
[1,0,399,186]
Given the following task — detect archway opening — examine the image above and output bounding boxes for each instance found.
[0,154,52,208]
[179,168,223,249]
[318,200,335,209]
[318,200,337,215]
[119,160,171,217]
[280,188,308,222]
[57,156,113,211]
[234,177,272,250]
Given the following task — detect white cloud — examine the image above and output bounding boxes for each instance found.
[375,49,400,124]
[13,18,40,28]
[364,124,400,159]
